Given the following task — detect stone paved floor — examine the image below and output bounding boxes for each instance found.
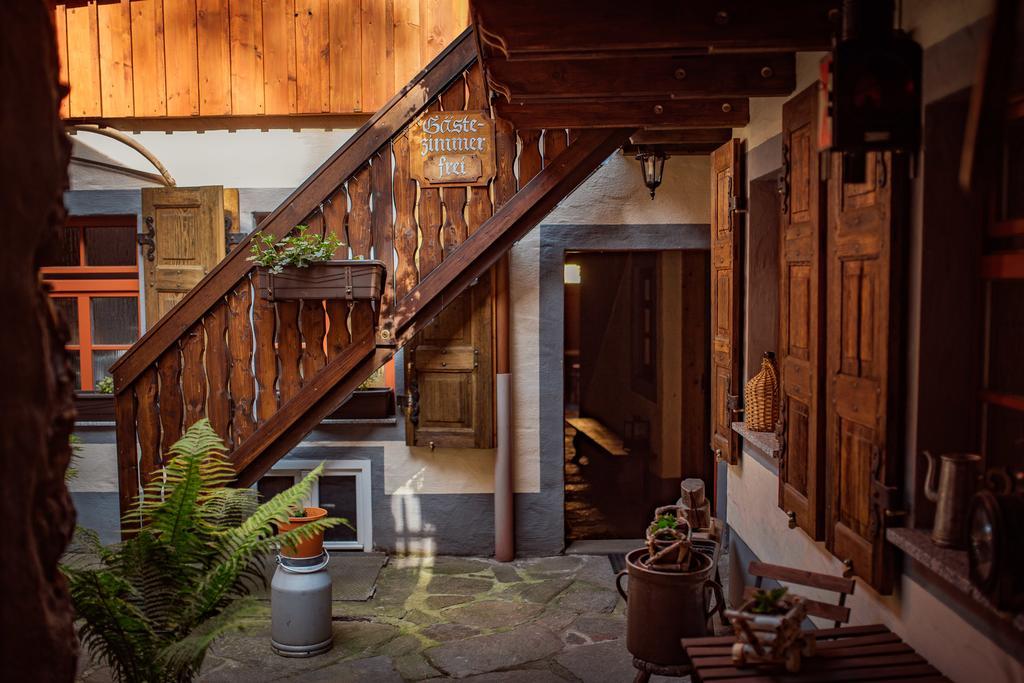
[76,554,691,682]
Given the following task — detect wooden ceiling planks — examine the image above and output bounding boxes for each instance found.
[472,0,838,59]
[487,52,795,103]
[622,127,733,155]
[53,0,470,120]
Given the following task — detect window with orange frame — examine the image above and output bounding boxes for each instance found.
[40,215,140,392]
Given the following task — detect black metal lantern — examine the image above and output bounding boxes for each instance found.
[636,150,667,199]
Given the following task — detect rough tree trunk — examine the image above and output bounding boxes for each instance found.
[0,1,78,679]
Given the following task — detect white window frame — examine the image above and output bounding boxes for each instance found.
[264,459,373,552]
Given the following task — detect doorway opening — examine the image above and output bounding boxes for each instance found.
[563,250,711,543]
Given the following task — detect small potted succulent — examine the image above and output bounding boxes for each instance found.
[645,505,694,570]
[249,225,386,303]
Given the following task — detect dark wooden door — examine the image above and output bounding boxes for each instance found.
[141,186,225,329]
[825,151,905,594]
[405,278,494,449]
[710,139,742,465]
[778,84,827,539]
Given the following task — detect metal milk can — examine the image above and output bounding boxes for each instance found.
[271,551,334,657]
[923,451,981,549]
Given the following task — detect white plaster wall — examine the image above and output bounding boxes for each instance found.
[728,454,1023,683]
[69,126,361,190]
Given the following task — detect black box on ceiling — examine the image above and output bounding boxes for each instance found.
[830,33,922,153]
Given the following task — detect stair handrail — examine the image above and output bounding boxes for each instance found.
[110,27,478,391]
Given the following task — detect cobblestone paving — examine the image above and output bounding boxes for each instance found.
[76,554,692,681]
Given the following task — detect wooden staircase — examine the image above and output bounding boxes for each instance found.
[110,27,631,519]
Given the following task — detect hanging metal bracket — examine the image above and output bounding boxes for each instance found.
[137,216,156,262]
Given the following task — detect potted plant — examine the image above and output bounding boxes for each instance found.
[275,504,331,559]
[249,226,386,303]
[74,375,116,422]
[725,587,814,673]
[645,505,694,569]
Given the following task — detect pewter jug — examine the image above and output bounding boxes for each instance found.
[923,451,981,549]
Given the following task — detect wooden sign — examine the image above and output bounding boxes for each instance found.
[408,110,496,186]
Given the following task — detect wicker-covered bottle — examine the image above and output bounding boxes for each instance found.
[745,352,779,432]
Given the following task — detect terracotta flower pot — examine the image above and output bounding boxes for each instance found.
[276,507,328,559]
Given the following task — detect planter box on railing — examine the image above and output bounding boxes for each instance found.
[326,388,396,420]
[255,260,386,303]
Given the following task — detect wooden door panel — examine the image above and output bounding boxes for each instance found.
[709,139,742,465]
[777,84,826,538]
[826,150,904,593]
[406,277,493,449]
[142,186,226,330]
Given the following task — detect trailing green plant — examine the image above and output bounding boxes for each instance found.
[63,419,343,683]
[66,433,82,482]
[749,587,790,615]
[95,375,114,394]
[247,225,345,274]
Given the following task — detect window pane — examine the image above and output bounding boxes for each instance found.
[41,226,80,267]
[258,476,296,503]
[53,298,79,345]
[92,350,125,389]
[319,475,358,543]
[85,226,137,266]
[91,297,138,345]
[68,351,81,391]
[988,280,1024,396]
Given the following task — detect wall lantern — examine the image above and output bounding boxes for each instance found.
[636,150,667,199]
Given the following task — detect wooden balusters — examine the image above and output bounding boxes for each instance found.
[518,129,543,185]
[181,322,207,426]
[114,389,139,519]
[542,128,568,167]
[135,367,160,473]
[323,185,348,244]
[227,280,256,442]
[325,184,352,360]
[300,300,328,377]
[253,294,278,421]
[466,63,493,234]
[157,346,184,455]
[418,103,444,276]
[277,300,302,402]
[370,150,394,325]
[204,301,231,443]
[441,80,469,252]
[393,133,419,299]
[494,117,518,207]
[348,163,377,336]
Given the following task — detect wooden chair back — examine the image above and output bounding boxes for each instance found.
[747,560,856,628]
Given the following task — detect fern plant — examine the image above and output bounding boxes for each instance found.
[64,419,343,682]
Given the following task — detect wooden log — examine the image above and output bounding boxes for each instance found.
[135,366,161,473]
[393,132,419,299]
[252,293,278,421]
[181,322,207,426]
[277,300,302,401]
[203,301,231,444]
[157,345,184,454]
[227,281,256,442]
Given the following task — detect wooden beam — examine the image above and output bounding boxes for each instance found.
[630,128,732,145]
[487,53,795,102]
[111,28,478,389]
[472,0,838,59]
[495,99,749,130]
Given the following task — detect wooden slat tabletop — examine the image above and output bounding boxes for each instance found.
[682,624,951,682]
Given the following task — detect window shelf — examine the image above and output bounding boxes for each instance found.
[731,421,780,459]
[887,527,1024,635]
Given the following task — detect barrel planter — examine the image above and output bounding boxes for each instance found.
[255,260,386,303]
[616,547,724,667]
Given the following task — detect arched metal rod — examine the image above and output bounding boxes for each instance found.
[66,123,176,187]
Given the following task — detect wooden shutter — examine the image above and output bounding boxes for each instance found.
[141,186,226,329]
[825,151,905,594]
[405,278,494,448]
[778,85,826,539]
[710,139,742,465]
